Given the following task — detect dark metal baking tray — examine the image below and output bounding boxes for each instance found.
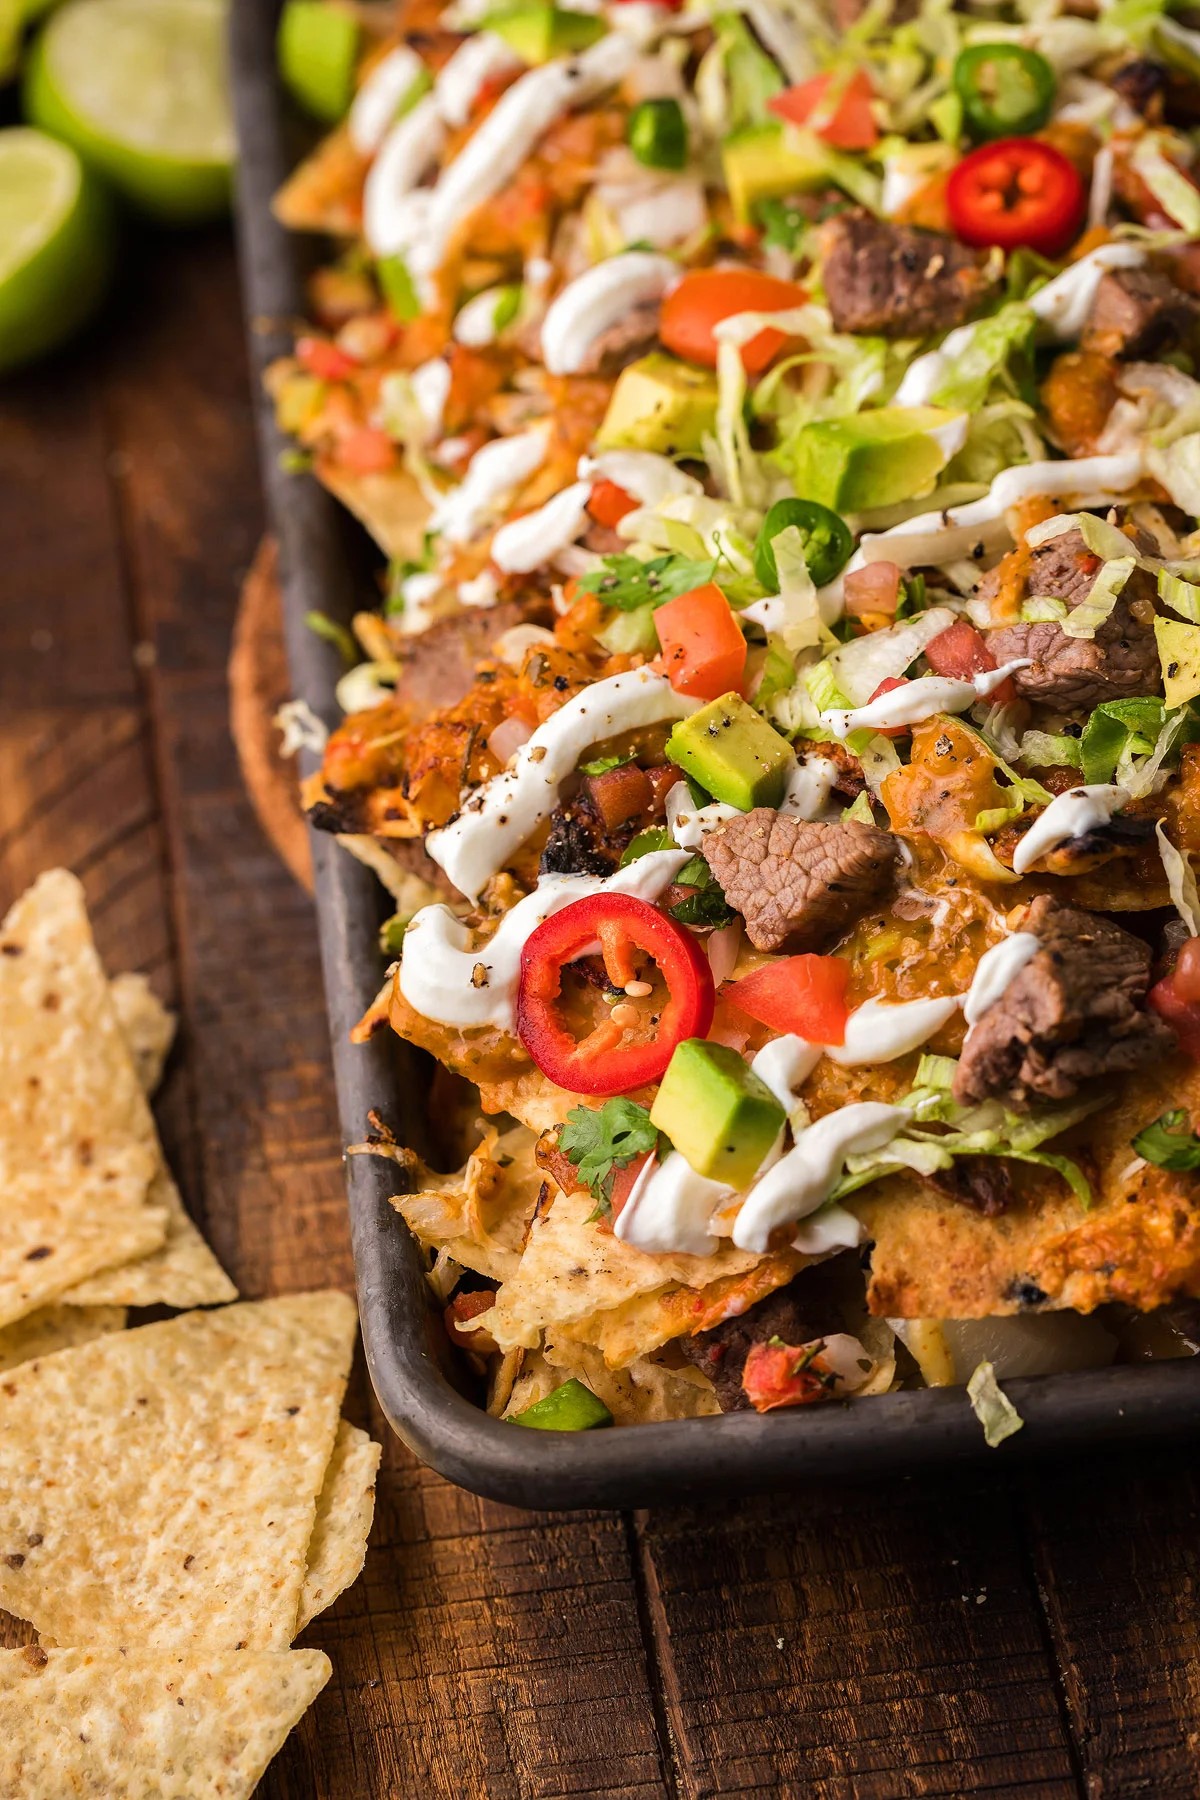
[229,0,1200,1507]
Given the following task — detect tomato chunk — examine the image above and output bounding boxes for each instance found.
[726,954,850,1045]
[866,675,912,739]
[654,583,748,702]
[769,70,878,151]
[1174,939,1200,1005]
[924,618,1015,703]
[659,269,807,373]
[296,335,357,380]
[587,479,638,529]
[742,1340,841,1411]
[337,426,397,473]
[1150,974,1200,1060]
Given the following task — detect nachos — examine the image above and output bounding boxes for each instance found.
[275,0,1200,1423]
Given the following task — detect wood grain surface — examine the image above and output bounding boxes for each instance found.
[2,226,1200,1800]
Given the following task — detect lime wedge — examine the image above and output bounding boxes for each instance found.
[0,126,114,371]
[23,0,234,223]
[277,0,359,123]
[0,0,21,83]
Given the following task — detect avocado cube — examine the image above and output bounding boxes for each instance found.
[511,1378,613,1430]
[651,1040,785,1188]
[479,3,605,63]
[1155,616,1200,709]
[666,693,795,812]
[722,123,830,222]
[596,352,718,458]
[785,406,961,514]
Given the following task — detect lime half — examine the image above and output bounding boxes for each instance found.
[24,0,234,223]
[277,0,359,123]
[0,126,114,372]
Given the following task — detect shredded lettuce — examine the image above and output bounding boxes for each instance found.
[1159,568,1200,624]
[1131,133,1200,236]
[1018,729,1082,771]
[966,1362,1024,1448]
[1147,433,1200,516]
[842,789,876,824]
[700,11,784,135]
[1155,819,1200,936]
[1061,555,1135,640]
[929,304,1034,414]
[1026,510,1155,567]
[827,606,956,705]
[1080,696,1166,784]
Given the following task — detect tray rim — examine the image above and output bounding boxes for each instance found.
[228,0,1200,1509]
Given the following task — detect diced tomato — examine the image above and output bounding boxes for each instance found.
[769,70,879,152]
[659,269,808,373]
[843,561,901,619]
[866,675,911,739]
[337,426,397,473]
[741,1340,838,1411]
[587,480,638,529]
[924,618,1014,704]
[1149,975,1200,1061]
[726,954,850,1045]
[644,765,678,812]
[610,1150,653,1222]
[653,583,747,702]
[586,763,652,830]
[1173,939,1200,1005]
[296,335,357,381]
[444,1289,498,1355]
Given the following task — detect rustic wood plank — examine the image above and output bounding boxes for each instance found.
[636,1478,1082,1800]
[1025,1447,1200,1799]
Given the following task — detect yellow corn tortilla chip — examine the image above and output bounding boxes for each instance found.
[314,458,430,562]
[0,1290,358,1650]
[0,871,168,1323]
[0,1645,330,1798]
[0,1303,124,1373]
[272,125,364,235]
[62,1158,237,1310]
[297,1419,381,1633]
[855,1056,1200,1319]
[391,1124,544,1283]
[109,971,176,1093]
[531,1341,720,1424]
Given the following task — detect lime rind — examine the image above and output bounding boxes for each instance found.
[277,0,359,124]
[0,127,115,372]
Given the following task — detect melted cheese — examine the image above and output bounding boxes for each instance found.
[1011,784,1130,875]
[427,668,700,899]
[540,251,678,375]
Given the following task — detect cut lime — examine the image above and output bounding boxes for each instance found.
[0,126,114,372]
[23,0,234,223]
[277,0,359,124]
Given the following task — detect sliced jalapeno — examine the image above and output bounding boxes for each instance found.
[627,98,688,171]
[753,498,853,591]
[952,43,1056,140]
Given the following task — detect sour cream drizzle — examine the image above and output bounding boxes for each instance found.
[398,847,689,1030]
[540,251,679,375]
[577,449,702,507]
[490,481,593,572]
[362,96,446,255]
[348,45,426,153]
[433,31,522,128]
[615,1151,735,1256]
[1011,784,1130,875]
[824,994,962,1066]
[427,668,700,900]
[819,663,1030,738]
[962,932,1041,1026]
[732,1104,911,1254]
[428,426,549,544]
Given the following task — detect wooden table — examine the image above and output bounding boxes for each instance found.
[3,225,1200,1800]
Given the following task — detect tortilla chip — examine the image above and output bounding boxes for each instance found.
[0,1645,330,1798]
[62,1159,237,1310]
[391,1124,544,1282]
[856,1055,1200,1319]
[0,1291,358,1650]
[0,871,169,1323]
[0,1303,124,1373]
[540,1340,720,1423]
[109,971,176,1093]
[297,1419,381,1633]
[314,458,430,562]
[272,126,364,235]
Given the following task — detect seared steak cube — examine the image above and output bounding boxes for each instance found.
[1081,267,1198,360]
[679,1280,840,1413]
[701,811,897,952]
[820,210,995,339]
[953,896,1175,1110]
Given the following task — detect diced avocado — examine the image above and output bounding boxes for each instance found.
[1155,616,1200,709]
[650,1040,785,1189]
[596,352,718,458]
[478,4,605,63]
[785,406,962,514]
[666,692,795,811]
[511,1378,613,1430]
[722,123,828,223]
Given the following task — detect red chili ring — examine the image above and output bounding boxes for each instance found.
[947,136,1086,258]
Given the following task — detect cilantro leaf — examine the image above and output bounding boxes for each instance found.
[559,1100,660,1206]
[619,826,672,866]
[578,552,716,612]
[1132,1109,1200,1170]
[669,885,735,928]
[579,750,637,776]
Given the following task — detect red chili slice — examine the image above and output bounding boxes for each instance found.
[516,893,714,1095]
[947,137,1085,257]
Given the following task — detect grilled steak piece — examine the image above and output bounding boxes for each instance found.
[679,1280,841,1413]
[820,210,995,338]
[1081,267,1198,360]
[927,1156,1015,1218]
[986,528,1161,709]
[539,799,620,878]
[701,811,897,952]
[1110,57,1169,118]
[953,896,1175,1111]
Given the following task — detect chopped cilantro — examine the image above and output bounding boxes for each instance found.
[578,552,716,613]
[579,750,638,776]
[559,1099,661,1207]
[669,885,735,928]
[1132,1109,1200,1171]
[619,826,672,865]
[754,196,808,253]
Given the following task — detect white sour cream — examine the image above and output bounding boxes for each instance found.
[362,96,446,256]
[609,176,707,248]
[577,449,702,508]
[429,426,549,544]
[824,994,962,1066]
[1011,784,1130,875]
[490,481,593,572]
[893,323,977,408]
[819,662,1030,738]
[409,358,451,438]
[666,780,738,849]
[453,285,512,348]
[398,847,689,1030]
[732,1103,911,1253]
[434,31,522,129]
[749,1034,822,1111]
[348,46,426,154]
[407,34,638,281]
[614,1151,734,1256]
[792,1202,864,1255]
[962,932,1041,1026]
[540,251,678,375]
[780,754,841,820]
[427,667,700,899]
[1027,242,1146,340]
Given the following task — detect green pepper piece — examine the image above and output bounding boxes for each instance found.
[753,497,853,591]
[627,98,688,171]
[952,44,1056,141]
[511,1378,614,1430]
